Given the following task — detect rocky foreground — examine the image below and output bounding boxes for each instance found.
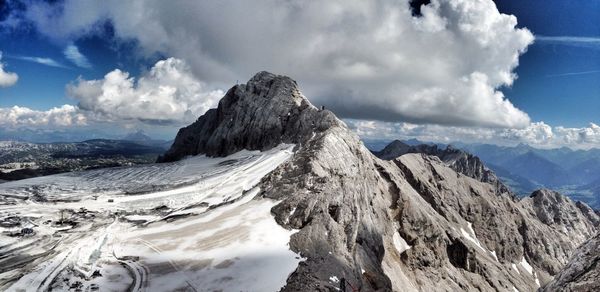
[541,232,600,291]
[161,71,599,291]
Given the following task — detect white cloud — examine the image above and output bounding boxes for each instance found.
[554,124,600,147]
[0,105,86,127]
[67,57,223,125]
[63,44,92,68]
[546,70,600,78]
[348,119,600,150]
[10,55,69,69]
[501,122,554,145]
[503,123,600,149]
[0,57,221,131]
[536,35,600,48]
[0,52,18,87]
[21,0,533,128]
[348,119,498,144]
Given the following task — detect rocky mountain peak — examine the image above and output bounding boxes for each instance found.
[244,71,307,106]
[526,189,599,232]
[155,72,598,291]
[529,188,565,201]
[375,139,411,160]
[374,140,512,195]
[158,71,341,162]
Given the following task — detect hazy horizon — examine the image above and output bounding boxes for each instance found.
[1,1,600,148]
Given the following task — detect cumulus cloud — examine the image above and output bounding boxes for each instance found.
[0,52,18,87]
[553,124,600,147]
[348,119,600,149]
[63,44,92,68]
[0,57,221,131]
[501,122,554,145]
[67,58,223,125]
[503,123,600,149]
[0,105,87,127]
[20,0,533,128]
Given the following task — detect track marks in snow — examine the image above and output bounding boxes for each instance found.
[2,145,299,291]
[117,259,148,292]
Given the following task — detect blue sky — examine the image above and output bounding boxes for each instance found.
[0,23,146,109]
[0,0,599,148]
[494,0,600,127]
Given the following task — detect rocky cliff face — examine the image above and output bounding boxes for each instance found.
[541,233,600,292]
[374,140,511,195]
[158,71,340,162]
[164,72,599,291]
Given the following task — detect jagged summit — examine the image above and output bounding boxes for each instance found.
[374,139,511,195]
[158,71,341,162]
[526,189,599,234]
[373,140,411,160]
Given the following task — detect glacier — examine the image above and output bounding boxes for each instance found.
[0,144,302,291]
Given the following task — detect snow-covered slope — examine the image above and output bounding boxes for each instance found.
[0,144,301,291]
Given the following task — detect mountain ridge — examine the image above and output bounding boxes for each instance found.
[162,71,599,291]
[373,140,511,195]
[367,139,600,208]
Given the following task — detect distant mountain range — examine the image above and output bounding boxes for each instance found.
[0,128,119,143]
[0,138,172,182]
[0,128,175,145]
[122,130,174,149]
[365,139,600,209]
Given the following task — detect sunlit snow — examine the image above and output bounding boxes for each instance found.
[489,250,499,262]
[393,232,411,254]
[512,263,520,275]
[520,256,533,275]
[0,144,301,291]
[460,222,485,251]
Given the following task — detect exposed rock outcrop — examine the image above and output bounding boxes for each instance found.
[374,140,511,195]
[164,72,599,291]
[374,140,412,160]
[158,71,340,162]
[541,233,600,292]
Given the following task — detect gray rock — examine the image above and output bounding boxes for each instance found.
[158,71,341,162]
[575,200,600,227]
[374,140,511,195]
[373,140,412,160]
[541,233,600,292]
[166,71,599,291]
